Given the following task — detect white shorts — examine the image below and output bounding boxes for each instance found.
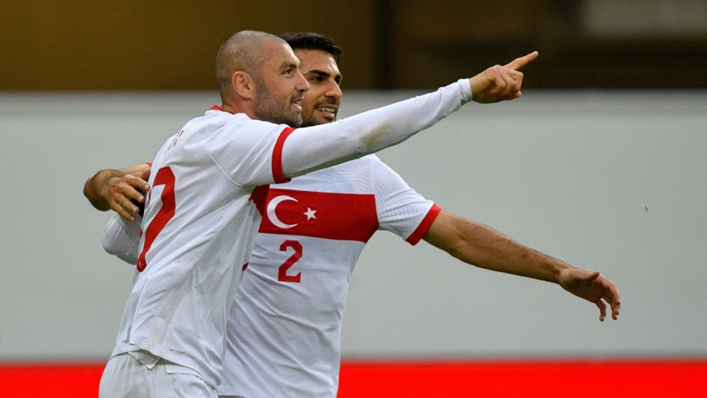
[99,352,217,398]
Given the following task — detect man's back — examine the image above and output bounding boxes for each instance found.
[112,108,290,387]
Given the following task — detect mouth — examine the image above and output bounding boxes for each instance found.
[291,96,304,112]
[316,104,338,120]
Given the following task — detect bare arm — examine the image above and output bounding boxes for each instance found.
[423,210,621,321]
[83,164,151,222]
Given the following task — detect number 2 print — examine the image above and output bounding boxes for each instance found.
[278,240,302,283]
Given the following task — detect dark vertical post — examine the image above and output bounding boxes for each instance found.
[374,0,395,89]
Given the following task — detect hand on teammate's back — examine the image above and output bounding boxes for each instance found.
[84,164,151,222]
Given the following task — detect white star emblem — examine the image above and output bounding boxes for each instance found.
[304,207,317,220]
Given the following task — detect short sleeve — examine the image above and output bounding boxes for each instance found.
[371,156,441,245]
[201,113,294,187]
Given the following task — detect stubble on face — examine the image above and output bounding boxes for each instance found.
[252,73,304,128]
[295,49,342,128]
[300,96,338,127]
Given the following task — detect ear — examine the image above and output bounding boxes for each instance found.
[232,71,255,100]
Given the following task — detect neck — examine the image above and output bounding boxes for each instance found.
[220,99,257,119]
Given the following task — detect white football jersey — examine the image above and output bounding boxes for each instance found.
[218,155,440,398]
[110,108,296,387]
[103,79,472,390]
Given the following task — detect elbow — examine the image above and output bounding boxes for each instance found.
[83,177,94,201]
[102,234,122,256]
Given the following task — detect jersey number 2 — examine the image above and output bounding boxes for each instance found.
[278,240,302,283]
[137,167,176,272]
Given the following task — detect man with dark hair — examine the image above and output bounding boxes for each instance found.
[88,31,618,398]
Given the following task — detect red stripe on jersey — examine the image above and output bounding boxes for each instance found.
[406,204,441,245]
[258,188,378,242]
[272,127,296,184]
[249,185,270,214]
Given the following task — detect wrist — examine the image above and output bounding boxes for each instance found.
[551,261,572,284]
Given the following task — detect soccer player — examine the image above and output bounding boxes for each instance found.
[87,30,545,398]
[88,32,620,398]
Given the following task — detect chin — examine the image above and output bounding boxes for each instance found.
[289,116,303,128]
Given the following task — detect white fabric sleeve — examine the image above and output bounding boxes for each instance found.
[370,156,435,235]
[102,213,141,265]
[203,115,292,187]
[281,79,472,178]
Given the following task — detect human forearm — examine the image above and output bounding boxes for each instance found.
[282,80,471,178]
[424,211,568,283]
[281,52,539,178]
[103,213,141,264]
[424,211,621,320]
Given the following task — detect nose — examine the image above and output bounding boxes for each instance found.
[326,81,342,100]
[295,70,309,92]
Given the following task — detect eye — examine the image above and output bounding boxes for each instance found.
[309,76,323,83]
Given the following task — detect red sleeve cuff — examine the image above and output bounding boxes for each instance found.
[272,127,296,184]
[406,204,442,245]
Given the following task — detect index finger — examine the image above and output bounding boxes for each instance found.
[504,51,539,71]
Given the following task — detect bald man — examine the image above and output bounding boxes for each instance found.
[96,30,544,398]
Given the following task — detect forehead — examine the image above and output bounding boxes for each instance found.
[293,49,340,75]
[262,40,300,69]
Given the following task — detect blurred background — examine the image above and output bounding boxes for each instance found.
[3,0,707,91]
[2,1,707,396]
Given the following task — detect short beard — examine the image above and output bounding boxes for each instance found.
[300,116,321,128]
[300,99,338,127]
[252,75,302,128]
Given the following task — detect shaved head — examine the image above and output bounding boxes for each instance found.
[215,30,287,102]
[214,30,309,126]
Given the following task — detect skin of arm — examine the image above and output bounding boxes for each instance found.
[83,164,151,222]
[423,210,621,321]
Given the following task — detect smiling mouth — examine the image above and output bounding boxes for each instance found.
[318,107,336,115]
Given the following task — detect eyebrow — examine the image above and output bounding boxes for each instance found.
[304,69,344,85]
[280,61,299,71]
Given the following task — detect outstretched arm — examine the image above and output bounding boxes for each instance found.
[83,164,151,222]
[423,210,621,321]
[281,52,539,179]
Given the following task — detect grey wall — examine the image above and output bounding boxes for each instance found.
[1,90,706,361]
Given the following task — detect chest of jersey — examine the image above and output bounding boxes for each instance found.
[256,186,378,243]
